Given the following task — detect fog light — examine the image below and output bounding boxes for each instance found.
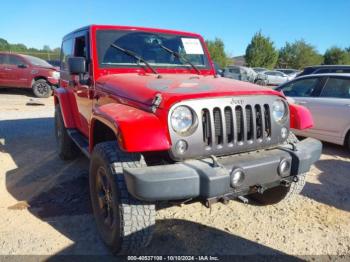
[175,140,188,154]
[281,127,288,139]
[278,159,291,177]
[230,168,245,187]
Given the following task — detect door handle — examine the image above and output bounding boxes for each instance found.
[297,101,307,105]
[4,68,12,71]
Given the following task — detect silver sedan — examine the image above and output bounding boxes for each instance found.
[276,73,350,149]
[256,70,293,86]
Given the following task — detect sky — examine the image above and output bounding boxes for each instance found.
[0,0,349,56]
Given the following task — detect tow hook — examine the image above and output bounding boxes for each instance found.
[292,176,299,183]
[256,185,265,194]
[238,196,249,204]
[280,180,291,187]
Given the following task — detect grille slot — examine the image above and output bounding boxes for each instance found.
[246,105,253,140]
[201,103,272,148]
[255,105,263,139]
[224,107,234,143]
[264,104,271,137]
[213,108,223,145]
[235,106,244,142]
[202,109,211,146]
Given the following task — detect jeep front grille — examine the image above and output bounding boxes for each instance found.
[168,96,289,160]
[202,104,271,148]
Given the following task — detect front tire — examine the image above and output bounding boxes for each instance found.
[250,132,306,205]
[32,79,52,98]
[89,142,155,254]
[249,173,307,205]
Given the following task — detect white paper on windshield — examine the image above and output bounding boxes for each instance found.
[181,38,204,55]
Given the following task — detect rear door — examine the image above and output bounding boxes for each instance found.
[311,76,350,144]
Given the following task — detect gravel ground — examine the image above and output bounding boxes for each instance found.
[0,89,349,258]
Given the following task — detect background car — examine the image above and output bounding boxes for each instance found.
[0,52,59,97]
[276,73,350,149]
[46,60,61,70]
[222,65,257,82]
[252,67,267,73]
[256,70,292,86]
[276,68,300,79]
[297,65,350,77]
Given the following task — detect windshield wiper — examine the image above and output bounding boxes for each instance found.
[158,44,201,75]
[110,43,158,75]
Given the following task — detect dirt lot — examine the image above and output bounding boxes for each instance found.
[0,89,349,258]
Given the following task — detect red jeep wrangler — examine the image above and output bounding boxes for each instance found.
[0,52,59,97]
[54,25,322,254]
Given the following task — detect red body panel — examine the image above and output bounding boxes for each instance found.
[289,103,314,130]
[91,104,170,152]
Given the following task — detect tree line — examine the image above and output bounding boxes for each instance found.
[207,32,350,69]
[0,38,60,60]
[1,35,348,69]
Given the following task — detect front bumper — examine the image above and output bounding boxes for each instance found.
[47,77,59,86]
[123,138,322,202]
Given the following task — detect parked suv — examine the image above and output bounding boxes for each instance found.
[298,65,350,77]
[54,25,322,254]
[0,52,59,97]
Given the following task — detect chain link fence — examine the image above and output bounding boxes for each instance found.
[6,51,60,61]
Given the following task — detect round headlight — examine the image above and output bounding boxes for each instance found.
[171,106,194,134]
[272,100,287,122]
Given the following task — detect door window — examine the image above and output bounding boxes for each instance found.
[280,77,319,97]
[0,54,6,64]
[320,77,350,98]
[8,55,23,66]
[60,38,74,70]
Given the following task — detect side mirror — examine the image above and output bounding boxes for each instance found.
[68,57,86,74]
[18,64,28,69]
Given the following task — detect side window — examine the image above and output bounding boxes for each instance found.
[314,68,329,74]
[280,78,319,97]
[74,36,87,58]
[8,55,23,66]
[0,54,6,64]
[229,68,240,74]
[320,78,350,98]
[334,69,350,73]
[60,38,74,70]
[265,72,274,76]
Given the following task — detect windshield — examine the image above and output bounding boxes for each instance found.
[96,30,210,70]
[23,55,52,67]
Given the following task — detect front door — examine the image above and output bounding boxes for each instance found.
[3,54,30,87]
[70,32,93,137]
[0,54,6,87]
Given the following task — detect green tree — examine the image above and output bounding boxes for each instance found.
[205,38,230,68]
[278,40,323,69]
[0,38,10,51]
[324,47,350,65]
[245,32,278,69]
[43,45,51,52]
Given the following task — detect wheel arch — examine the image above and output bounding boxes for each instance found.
[90,104,171,153]
[54,87,76,128]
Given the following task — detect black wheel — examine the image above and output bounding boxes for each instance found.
[89,142,155,254]
[54,104,79,160]
[345,131,350,151]
[32,79,52,98]
[249,132,306,205]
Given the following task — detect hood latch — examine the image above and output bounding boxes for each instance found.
[151,93,162,113]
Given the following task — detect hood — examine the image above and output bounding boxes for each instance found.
[96,73,283,109]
